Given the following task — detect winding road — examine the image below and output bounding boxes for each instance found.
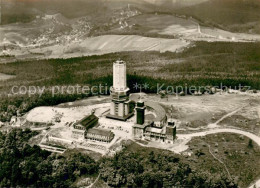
[136,105,260,188]
[176,105,260,188]
[178,128,260,146]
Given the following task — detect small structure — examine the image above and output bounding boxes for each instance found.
[85,128,114,143]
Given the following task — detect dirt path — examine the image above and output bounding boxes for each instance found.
[206,143,231,180]
[87,173,100,188]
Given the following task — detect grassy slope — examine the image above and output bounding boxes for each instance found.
[126,134,260,188]
[174,0,260,34]
[187,133,260,187]
[1,0,112,25]
[2,0,260,34]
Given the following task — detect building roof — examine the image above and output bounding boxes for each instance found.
[76,114,98,128]
[72,129,85,133]
[114,60,126,65]
[86,128,114,137]
[146,126,166,134]
[145,101,166,122]
[129,94,166,123]
[133,124,146,129]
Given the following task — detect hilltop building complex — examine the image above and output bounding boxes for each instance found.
[72,59,177,144]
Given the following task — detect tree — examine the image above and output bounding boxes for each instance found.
[248,139,254,148]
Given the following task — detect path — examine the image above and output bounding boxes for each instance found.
[206,143,231,180]
[87,173,100,188]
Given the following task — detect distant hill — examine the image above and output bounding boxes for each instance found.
[1,0,260,34]
[174,0,260,34]
[1,0,109,24]
[0,0,210,25]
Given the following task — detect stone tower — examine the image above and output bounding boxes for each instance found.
[106,60,133,121]
[135,100,146,125]
[166,105,176,142]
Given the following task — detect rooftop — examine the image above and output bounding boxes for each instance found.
[146,126,166,134]
[87,128,114,137]
[145,101,166,122]
[114,60,126,65]
[76,114,98,128]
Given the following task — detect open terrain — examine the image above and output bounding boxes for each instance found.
[102,13,260,41]
[15,92,260,187]
[1,0,260,187]
[1,1,260,62]
[186,133,260,187]
[0,35,189,63]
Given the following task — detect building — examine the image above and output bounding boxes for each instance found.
[132,101,177,143]
[72,113,98,139]
[106,60,134,121]
[73,114,98,130]
[135,100,146,125]
[72,129,85,140]
[72,113,115,143]
[165,118,176,144]
[85,128,114,143]
[145,101,167,127]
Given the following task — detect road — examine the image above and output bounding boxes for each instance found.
[137,105,260,187]
[178,128,260,146]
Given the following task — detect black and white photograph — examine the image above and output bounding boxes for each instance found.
[0,0,260,187]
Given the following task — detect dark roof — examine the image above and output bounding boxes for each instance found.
[76,114,98,128]
[86,128,114,137]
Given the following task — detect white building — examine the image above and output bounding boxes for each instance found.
[106,60,134,121]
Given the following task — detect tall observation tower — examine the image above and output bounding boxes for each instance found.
[106,60,133,121]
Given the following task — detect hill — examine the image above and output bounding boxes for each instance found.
[2,0,260,34]
[174,0,260,34]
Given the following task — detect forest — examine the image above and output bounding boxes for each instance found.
[0,41,259,122]
[0,129,238,188]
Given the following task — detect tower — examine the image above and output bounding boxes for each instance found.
[106,60,133,121]
[166,105,176,143]
[135,100,146,125]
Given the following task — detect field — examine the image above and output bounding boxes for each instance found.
[157,93,260,135]
[0,35,189,63]
[107,14,198,35]
[96,13,260,42]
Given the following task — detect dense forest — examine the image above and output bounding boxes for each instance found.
[0,129,99,187]
[100,146,237,187]
[0,129,237,187]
